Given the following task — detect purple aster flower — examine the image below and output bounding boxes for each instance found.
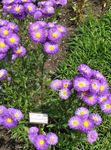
[59,88,71,100]
[34,10,43,19]
[0,53,6,60]
[98,93,109,104]
[0,19,9,27]
[2,0,15,5]
[5,33,20,47]
[48,27,62,42]
[11,4,24,15]
[43,42,59,55]
[11,54,17,62]
[7,22,19,33]
[75,107,89,119]
[28,127,39,143]
[0,26,12,38]
[45,132,58,145]
[0,69,8,80]
[99,81,109,94]
[68,116,82,130]
[52,0,67,6]
[100,100,111,114]
[13,46,26,57]
[77,91,88,99]
[42,6,55,16]
[2,115,17,129]
[56,25,67,35]
[47,22,56,28]
[34,135,49,150]
[50,79,62,90]
[89,113,102,126]
[30,28,46,43]
[78,64,93,78]
[90,79,100,94]
[21,0,32,3]
[0,105,8,117]
[80,118,94,133]
[24,3,36,16]
[93,70,106,82]
[8,108,23,121]
[73,76,90,92]
[36,21,47,27]
[82,92,98,106]
[87,130,98,144]
[3,5,13,12]
[28,22,42,33]
[0,38,9,54]
[62,79,73,90]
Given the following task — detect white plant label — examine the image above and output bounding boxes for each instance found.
[29,113,48,124]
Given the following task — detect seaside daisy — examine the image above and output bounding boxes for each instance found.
[90,79,100,94]
[62,79,73,90]
[89,113,102,126]
[59,88,71,100]
[0,69,8,80]
[75,107,89,119]
[87,130,98,144]
[68,116,82,130]
[81,119,94,133]
[100,100,111,114]
[50,79,62,90]
[45,132,58,145]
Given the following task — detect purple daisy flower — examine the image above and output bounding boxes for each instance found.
[21,0,32,3]
[89,113,102,126]
[75,107,89,119]
[77,91,88,99]
[47,22,56,28]
[43,6,55,16]
[3,5,13,12]
[0,26,12,38]
[99,81,109,94]
[0,19,9,27]
[28,127,39,143]
[50,79,62,90]
[73,76,90,92]
[93,70,106,82]
[78,64,93,78]
[2,115,17,129]
[0,105,8,117]
[56,25,67,35]
[34,135,49,150]
[62,79,73,90]
[48,27,62,42]
[2,0,15,5]
[13,46,26,57]
[98,93,109,104]
[0,38,9,53]
[24,3,36,16]
[30,28,46,43]
[80,118,94,133]
[87,130,98,144]
[52,0,67,6]
[59,88,71,100]
[11,4,24,15]
[68,116,82,130]
[90,79,100,94]
[100,100,111,114]
[0,69,8,80]
[34,10,43,19]
[82,92,98,106]
[5,33,20,47]
[28,22,42,32]
[7,22,19,33]
[43,42,59,55]
[8,108,23,121]
[45,132,58,145]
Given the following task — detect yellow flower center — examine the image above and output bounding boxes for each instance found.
[7,6,12,9]
[7,118,12,123]
[9,38,15,43]
[52,32,58,38]
[72,120,78,126]
[106,104,111,109]
[92,84,97,89]
[79,82,85,87]
[28,6,32,10]
[3,30,8,35]
[54,83,58,87]
[63,91,66,96]
[16,49,22,54]
[15,7,20,12]
[83,92,87,96]
[39,140,44,145]
[0,72,3,77]
[14,113,19,118]
[100,86,105,91]
[102,96,107,102]
[83,121,89,127]
[93,116,98,121]
[88,96,93,101]
[58,27,63,32]
[0,42,5,48]
[36,32,41,38]
[80,111,85,115]
[49,45,54,51]
[64,83,68,88]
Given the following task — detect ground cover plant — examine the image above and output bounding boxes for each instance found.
[0,0,111,150]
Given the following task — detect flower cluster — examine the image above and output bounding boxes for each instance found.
[2,0,67,20]
[0,19,26,62]
[68,107,102,144]
[0,69,11,81]
[73,64,111,114]
[28,127,58,150]
[50,79,72,100]
[0,105,23,129]
[28,21,67,55]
